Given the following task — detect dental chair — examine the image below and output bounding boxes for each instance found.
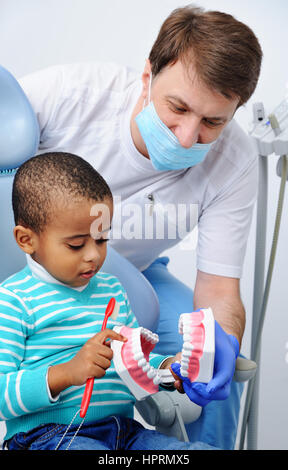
[0,64,257,446]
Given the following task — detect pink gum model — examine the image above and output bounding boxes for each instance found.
[111,325,162,400]
[179,308,215,383]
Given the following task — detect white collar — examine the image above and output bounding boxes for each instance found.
[26,254,87,292]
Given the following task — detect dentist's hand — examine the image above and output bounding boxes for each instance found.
[170,321,239,407]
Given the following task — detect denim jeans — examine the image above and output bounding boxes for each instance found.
[5,416,218,450]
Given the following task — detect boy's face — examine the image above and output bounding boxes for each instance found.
[30,197,113,288]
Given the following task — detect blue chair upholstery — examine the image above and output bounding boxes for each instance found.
[0,64,39,283]
[0,65,39,172]
[0,174,26,283]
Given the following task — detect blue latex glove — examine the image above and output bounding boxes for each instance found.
[171,320,239,407]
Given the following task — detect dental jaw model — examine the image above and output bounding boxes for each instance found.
[111,308,215,401]
[179,308,215,383]
[111,325,162,400]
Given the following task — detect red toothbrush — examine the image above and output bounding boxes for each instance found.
[80,297,119,418]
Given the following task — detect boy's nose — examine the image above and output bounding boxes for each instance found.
[83,242,101,264]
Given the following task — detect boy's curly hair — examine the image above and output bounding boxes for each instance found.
[12,152,112,233]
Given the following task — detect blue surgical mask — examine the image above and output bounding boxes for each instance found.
[135,78,212,171]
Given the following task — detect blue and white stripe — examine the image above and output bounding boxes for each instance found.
[0,265,165,440]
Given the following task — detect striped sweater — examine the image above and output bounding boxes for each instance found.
[0,265,166,440]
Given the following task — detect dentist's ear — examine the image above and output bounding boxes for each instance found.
[13,225,38,255]
[141,59,152,104]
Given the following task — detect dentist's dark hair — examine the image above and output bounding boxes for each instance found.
[149,5,262,107]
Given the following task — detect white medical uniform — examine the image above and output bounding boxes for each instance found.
[19,62,258,277]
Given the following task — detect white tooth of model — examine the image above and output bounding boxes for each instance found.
[153,375,162,385]
[147,367,157,379]
[138,358,146,367]
[152,334,158,344]
[183,333,192,342]
[134,350,144,361]
[142,362,150,372]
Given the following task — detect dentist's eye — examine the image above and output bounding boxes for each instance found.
[203,118,224,128]
[175,106,187,113]
[171,104,187,114]
[167,100,187,114]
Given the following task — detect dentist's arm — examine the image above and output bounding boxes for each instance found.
[193,270,245,346]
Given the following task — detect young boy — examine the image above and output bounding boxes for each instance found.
[0,152,216,450]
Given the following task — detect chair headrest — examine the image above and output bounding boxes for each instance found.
[0,65,39,173]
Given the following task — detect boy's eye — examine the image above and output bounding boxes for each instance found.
[68,244,84,250]
[96,238,109,245]
[67,239,109,250]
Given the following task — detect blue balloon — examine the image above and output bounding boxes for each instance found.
[0,65,39,172]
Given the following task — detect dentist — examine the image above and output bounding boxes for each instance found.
[18,5,263,449]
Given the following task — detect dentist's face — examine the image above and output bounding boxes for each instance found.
[138,60,239,153]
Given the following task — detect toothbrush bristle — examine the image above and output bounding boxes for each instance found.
[111,301,120,320]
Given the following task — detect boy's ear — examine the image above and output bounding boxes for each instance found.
[13,225,37,254]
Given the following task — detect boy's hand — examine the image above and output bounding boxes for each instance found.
[48,329,127,397]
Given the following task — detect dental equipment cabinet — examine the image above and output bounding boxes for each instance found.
[239,98,288,449]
